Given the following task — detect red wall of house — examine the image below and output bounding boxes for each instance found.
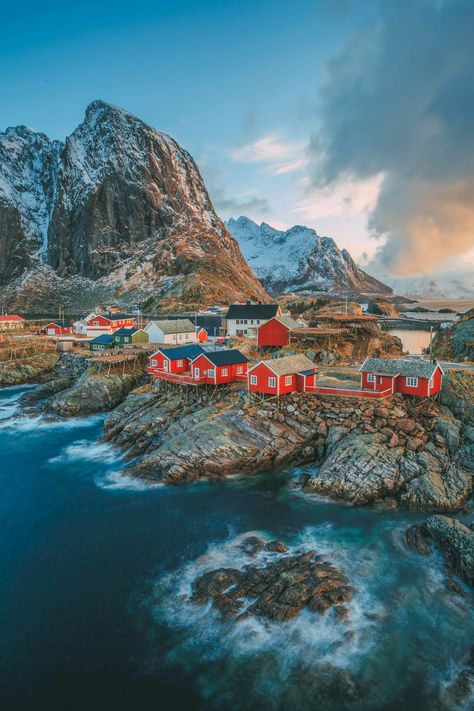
[395,374,429,397]
[257,319,290,348]
[46,324,73,335]
[87,315,112,328]
[248,363,297,394]
[361,373,395,391]
[429,366,443,395]
[192,355,248,384]
[198,329,208,343]
[296,372,317,391]
[148,352,191,374]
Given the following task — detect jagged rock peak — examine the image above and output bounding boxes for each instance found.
[0,102,267,309]
[226,216,392,295]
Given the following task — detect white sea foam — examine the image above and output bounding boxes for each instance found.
[0,412,103,433]
[48,439,119,465]
[147,525,383,703]
[95,468,159,492]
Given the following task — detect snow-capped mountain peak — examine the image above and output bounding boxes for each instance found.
[226,216,391,295]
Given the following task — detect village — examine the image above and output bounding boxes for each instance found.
[0,300,448,401]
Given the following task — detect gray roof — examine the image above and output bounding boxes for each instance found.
[360,357,441,379]
[148,319,195,334]
[274,315,305,330]
[253,354,317,376]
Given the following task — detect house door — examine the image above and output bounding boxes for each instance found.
[194,368,200,379]
[163,360,169,372]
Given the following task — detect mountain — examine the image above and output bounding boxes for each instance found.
[226,216,392,295]
[381,275,474,299]
[0,101,266,311]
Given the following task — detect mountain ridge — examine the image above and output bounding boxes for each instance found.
[226,216,392,295]
[0,101,267,310]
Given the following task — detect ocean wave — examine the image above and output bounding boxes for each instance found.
[95,468,159,492]
[145,527,383,709]
[0,412,104,433]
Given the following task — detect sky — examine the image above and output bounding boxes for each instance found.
[1,0,473,284]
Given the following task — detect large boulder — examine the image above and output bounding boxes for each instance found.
[191,536,353,622]
[44,370,137,416]
[405,515,474,585]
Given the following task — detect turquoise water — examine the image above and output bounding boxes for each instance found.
[0,385,472,710]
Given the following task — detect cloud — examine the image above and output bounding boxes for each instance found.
[230,132,307,176]
[294,173,383,221]
[310,0,474,276]
[210,186,270,218]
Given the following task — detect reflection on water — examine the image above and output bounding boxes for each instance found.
[388,329,432,354]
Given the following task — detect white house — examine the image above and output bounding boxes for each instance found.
[73,320,88,335]
[224,303,282,339]
[144,318,197,345]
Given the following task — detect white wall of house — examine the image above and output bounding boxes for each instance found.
[226,318,268,338]
[144,322,197,344]
[73,321,87,335]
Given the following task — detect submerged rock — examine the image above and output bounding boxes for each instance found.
[405,515,474,586]
[191,536,353,622]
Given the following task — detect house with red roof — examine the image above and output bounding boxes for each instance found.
[0,315,25,331]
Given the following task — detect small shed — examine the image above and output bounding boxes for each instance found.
[131,329,149,344]
[113,328,137,346]
[89,334,115,351]
[45,322,74,336]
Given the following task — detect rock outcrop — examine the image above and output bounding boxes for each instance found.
[1,101,266,310]
[41,369,138,417]
[405,515,474,586]
[104,377,473,513]
[191,535,353,622]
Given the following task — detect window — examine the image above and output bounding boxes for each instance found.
[250,320,254,325]
[256,320,260,325]
[284,375,292,386]
[208,369,216,378]
[236,366,243,374]
[93,320,99,326]
[406,376,418,388]
[268,376,277,388]
[250,375,257,385]
[429,377,434,389]
[244,319,248,324]
[221,368,228,376]
[367,374,375,383]
[177,359,183,368]
[151,359,157,367]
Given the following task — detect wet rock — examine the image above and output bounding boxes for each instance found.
[405,515,474,586]
[43,370,138,416]
[191,540,353,623]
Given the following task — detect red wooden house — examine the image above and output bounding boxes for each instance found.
[148,345,204,376]
[197,328,209,343]
[359,357,444,397]
[0,315,25,330]
[45,322,74,336]
[257,316,306,348]
[86,312,135,337]
[190,349,249,384]
[248,354,317,396]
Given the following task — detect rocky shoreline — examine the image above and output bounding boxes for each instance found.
[100,377,474,515]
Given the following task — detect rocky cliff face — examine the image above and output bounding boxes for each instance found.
[226,216,392,296]
[0,101,266,310]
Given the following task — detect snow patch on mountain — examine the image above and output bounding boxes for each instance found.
[226,216,392,295]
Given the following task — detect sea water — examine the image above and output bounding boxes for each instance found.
[0,385,473,710]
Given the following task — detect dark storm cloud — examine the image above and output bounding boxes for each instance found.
[311,0,474,274]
